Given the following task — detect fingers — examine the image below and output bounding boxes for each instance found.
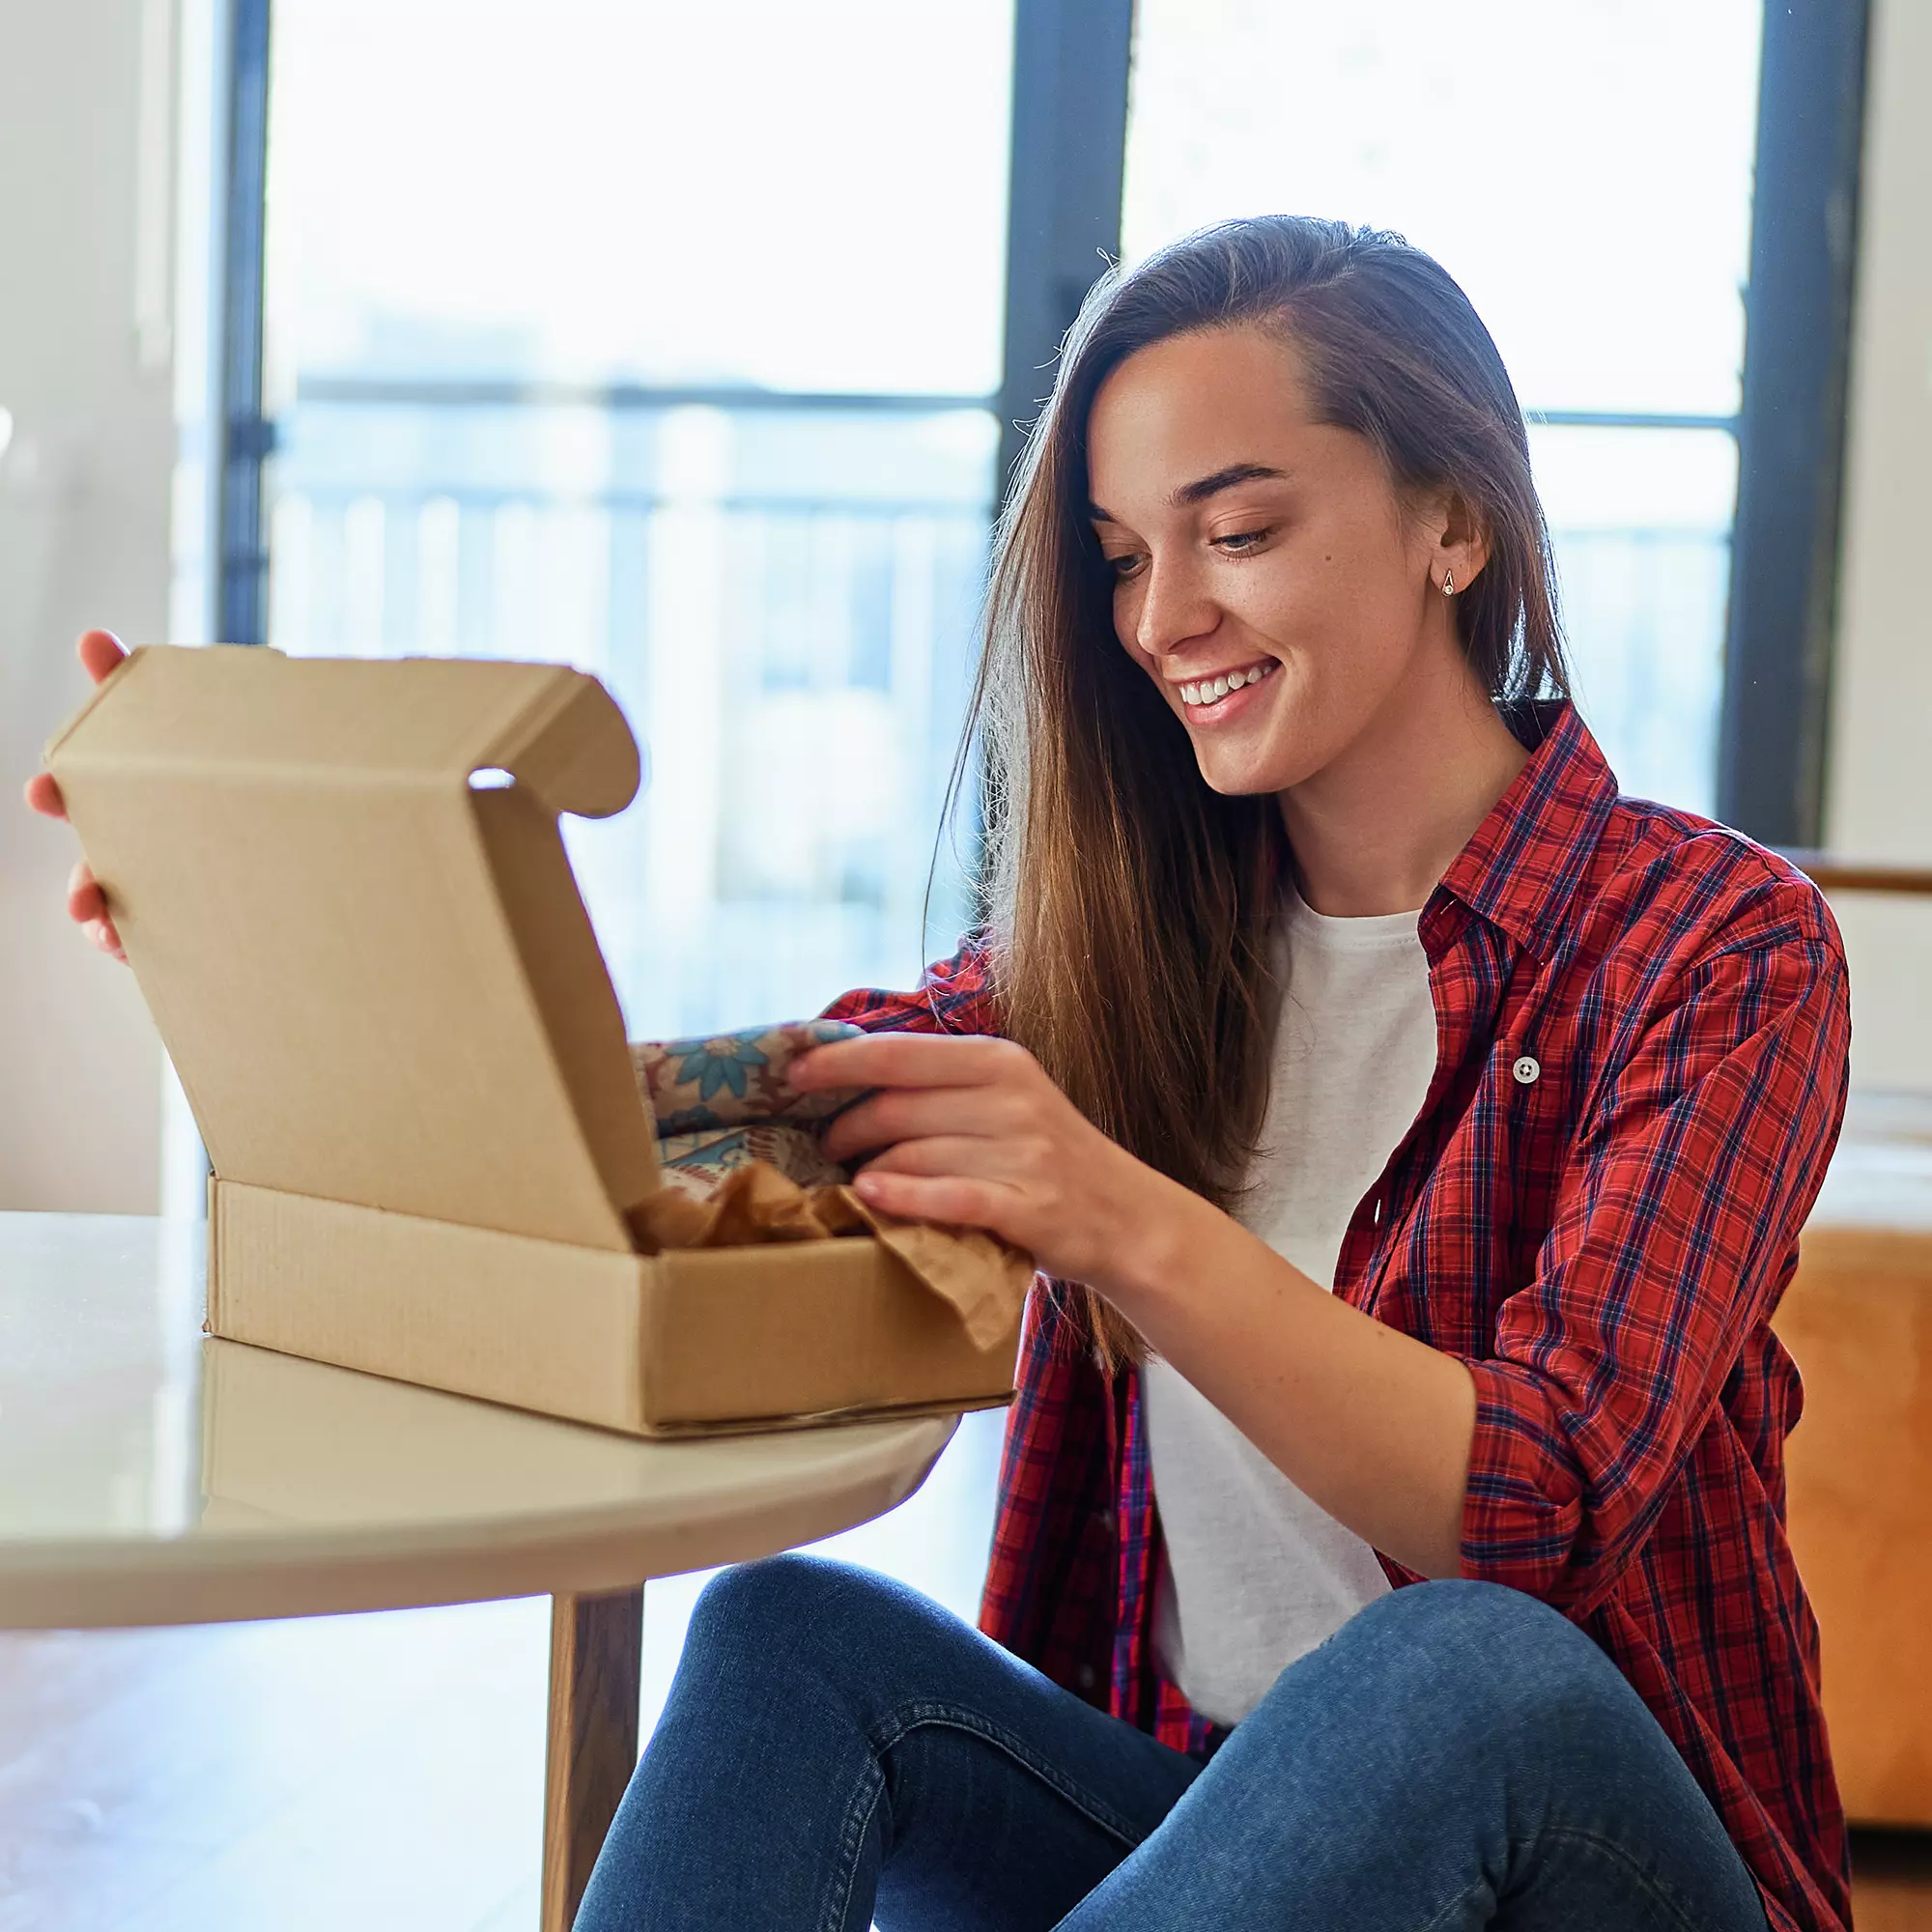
[821,1085,1024,1163]
[851,1165,1012,1234]
[35,653,128,964]
[67,860,105,923]
[22,771,67,821]
[22,631,126,817]
[794,1032,1030,1094]
[67,863,125,955]
[77,629,128,684]
[855,1133,1041,1182]
[58,860,123,957]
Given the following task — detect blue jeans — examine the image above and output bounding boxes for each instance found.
[575,1557,1769,1930]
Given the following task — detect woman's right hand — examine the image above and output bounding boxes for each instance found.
[22,629,130,961]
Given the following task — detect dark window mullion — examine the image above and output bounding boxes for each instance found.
[1719,0,1872,845]
[216,0,272,647]
[995,0,1135,505]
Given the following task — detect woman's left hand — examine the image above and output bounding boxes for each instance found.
[791,1032,1189,1289]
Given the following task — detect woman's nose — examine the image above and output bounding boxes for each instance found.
[1133,554,1215,658]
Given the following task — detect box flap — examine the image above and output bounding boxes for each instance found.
[47,645,657,1249]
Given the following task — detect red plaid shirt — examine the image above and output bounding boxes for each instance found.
[823,703,1852,1932]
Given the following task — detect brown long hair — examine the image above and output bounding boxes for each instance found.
[952,215,1568,1367]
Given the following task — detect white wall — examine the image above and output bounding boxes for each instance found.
[1824,0,1932,1094]
[0,0,179,1210]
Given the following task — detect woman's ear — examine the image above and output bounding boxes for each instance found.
[1434,490,1492,595]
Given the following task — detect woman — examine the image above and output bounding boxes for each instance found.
[32,218,1849,1930]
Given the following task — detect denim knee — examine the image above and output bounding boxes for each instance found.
[685,1552,923,1685]
[1336,1578,1633,1746]
[1236,1578,1629,1774]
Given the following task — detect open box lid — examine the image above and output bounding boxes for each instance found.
[45,645,660,1251]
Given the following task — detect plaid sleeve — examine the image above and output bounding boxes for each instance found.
[1461,889,1851,1612]
[817,938,1001,1037]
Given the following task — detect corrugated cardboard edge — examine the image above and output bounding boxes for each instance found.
[641,1235,1021,1426]
[212,1179,650,1431]
[211,1180,1020,1439]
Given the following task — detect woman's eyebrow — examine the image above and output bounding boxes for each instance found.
[1171,462,1289,506]
[1087,462,1290,526]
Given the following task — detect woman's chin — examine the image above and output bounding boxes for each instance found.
[1192,742,1305,799]
[1189,712,1333,797]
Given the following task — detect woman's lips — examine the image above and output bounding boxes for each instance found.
[1178,659,1279,724]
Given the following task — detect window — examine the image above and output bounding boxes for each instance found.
[259,0,1014,1036]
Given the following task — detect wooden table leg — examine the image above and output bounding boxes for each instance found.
[542,1584,644,1932]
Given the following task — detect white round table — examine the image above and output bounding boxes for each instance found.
[0,1212,959,1928]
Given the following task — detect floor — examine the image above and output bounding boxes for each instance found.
[0,1405,1926,1929]
[1861,1835,1932,1932]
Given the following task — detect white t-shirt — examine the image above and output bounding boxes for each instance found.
[1143,887,1440,1725]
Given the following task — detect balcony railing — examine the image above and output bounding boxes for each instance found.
[263,388,1729,1033]
[267,391,996,1035]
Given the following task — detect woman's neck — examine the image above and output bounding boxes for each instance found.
[1278,641,1533,919]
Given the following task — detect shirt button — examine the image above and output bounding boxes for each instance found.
[1094,1509,1115,1535]
[1077,1663,1098,1691]
[1512,1054,1542,1086]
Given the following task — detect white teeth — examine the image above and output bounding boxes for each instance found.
[1179,664,1276,708]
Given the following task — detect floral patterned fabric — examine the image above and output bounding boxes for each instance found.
[656,1122,848,1202]
[630,1019,867,1205]
[624,1018,1032,1350]
[632,1019,866,1138]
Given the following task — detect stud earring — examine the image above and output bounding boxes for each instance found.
[1441,569,1456,596]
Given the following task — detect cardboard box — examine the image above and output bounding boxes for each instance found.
[45,645,1022,1435]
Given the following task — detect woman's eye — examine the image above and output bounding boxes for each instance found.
[1107,552,1147,581]
[1213,526,1273,554]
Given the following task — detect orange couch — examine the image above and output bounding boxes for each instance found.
[1774,1093,1932,1825]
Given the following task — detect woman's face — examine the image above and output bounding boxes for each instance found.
[1086,324,1472,798]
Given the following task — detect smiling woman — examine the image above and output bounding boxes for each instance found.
[978,222,1565,1363]
[573,217,1854,1932]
